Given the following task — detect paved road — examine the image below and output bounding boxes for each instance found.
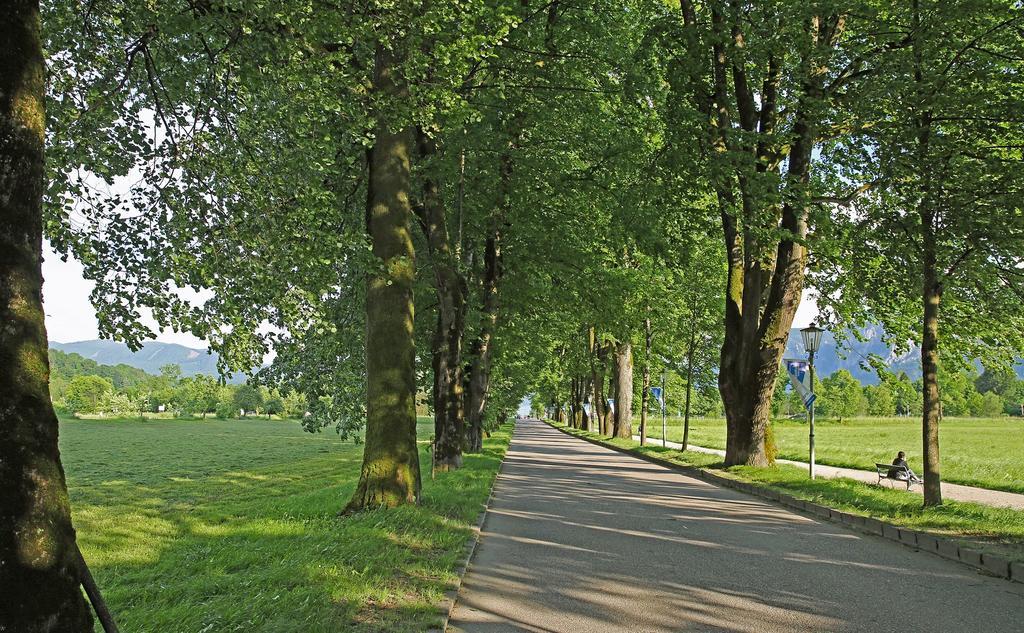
[448,419,1024,633]
[634,435,1024,510]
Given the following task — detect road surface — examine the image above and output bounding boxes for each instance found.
[448,419,1024,632]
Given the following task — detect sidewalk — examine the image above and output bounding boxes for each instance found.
[632,435,1024,511]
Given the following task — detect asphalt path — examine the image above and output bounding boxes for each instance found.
[448,418,1024,633]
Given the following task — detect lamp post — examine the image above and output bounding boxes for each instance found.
[800,324,824,479]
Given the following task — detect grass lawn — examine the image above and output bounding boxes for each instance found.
[60,416,511,632]
[641,415,1024,494]
[554,422,1024,562]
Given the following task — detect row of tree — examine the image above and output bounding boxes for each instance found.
[50,350,305,418]
[3,1,1024,628]
[772,368,1024,421]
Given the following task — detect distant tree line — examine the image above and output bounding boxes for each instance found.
[50,350,306,419]
[770,367,1024,421]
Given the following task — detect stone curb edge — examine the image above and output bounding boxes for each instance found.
[544,420,1022,585]
[426,423,514,633]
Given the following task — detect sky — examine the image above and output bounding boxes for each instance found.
[42,240,207,347]
[42,241,820,349]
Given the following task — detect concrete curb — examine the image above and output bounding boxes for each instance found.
[427,425,512,633]
[545,420,1022,585]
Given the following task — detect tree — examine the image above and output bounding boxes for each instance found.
[282,390,308,419]
[233,384,264,417]
[817,0,1024,504]
[64,375,114,415]
[820,370,865,422]
[976,366,1017,396]
[263,389,285,418]
[1003,381,1024,417]
[864,383,896,417]
[0,1,93,627]
[215,387,239,420]
[178,375,219,418]
[670,0,865,465]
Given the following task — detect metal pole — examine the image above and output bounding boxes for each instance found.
[809,351,816,480]
[661,368,667,448]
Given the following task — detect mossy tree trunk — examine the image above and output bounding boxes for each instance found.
[612,341,633,439]
[346,44,421,511]
[0,3,94,629]
[677,2,842,467]
[415,128,466,472]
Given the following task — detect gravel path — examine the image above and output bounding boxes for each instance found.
[633,435,1024,510]
[448,418,1024,633]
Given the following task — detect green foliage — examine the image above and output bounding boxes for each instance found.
[64,374,113,414]
[215,388,240,420]
[864,383,895,417]
[820,370,866,421]
[232,384,264,416]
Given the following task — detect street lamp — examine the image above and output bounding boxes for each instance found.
[801,324,825,479]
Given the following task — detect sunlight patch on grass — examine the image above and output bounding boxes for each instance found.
[60,417,512,632]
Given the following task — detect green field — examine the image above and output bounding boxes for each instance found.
[641,416,1024,494]
[60,417,511,632]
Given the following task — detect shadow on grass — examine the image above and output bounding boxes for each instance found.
[62,419,513,633]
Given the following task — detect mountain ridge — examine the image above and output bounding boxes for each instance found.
[50,339,223,377]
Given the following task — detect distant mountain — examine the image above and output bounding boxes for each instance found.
[50,339,222,377]
[784,326,1024,384]
[783,326,919,385]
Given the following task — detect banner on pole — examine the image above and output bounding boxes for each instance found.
[607,398,615,414]
[649,386,664,407]
[583,402,591,416]
[785,359,816,412]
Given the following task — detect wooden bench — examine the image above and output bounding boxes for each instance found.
[875,463,921,490]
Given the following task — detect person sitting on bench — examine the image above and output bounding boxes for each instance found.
[888,451,921,483]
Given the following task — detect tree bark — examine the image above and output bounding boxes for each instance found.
[415,129,465,472]
[346,44,421,511]
[613,341,633,439]
[464,216,500,452]
[465,137,510,452]
[921,259,942,506]
[639,317,651,445]
[0,3,94,629]
[592,339,614,436]
[911,0,942,507]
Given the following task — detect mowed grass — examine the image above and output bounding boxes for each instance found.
[554,422,1024,562]
[642,415,1024,494]
[59,416,511,633]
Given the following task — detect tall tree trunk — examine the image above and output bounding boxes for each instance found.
[0,3,94,629]
[347,44,421,511]
[912,0,941,507]
[678,2,840,467]
[639,317,651,445]
[587,326,608,435]
[921,258,942,506]
[464,219,500,452]
[683,297,698,451]
[415,129,465,472]
[465,138,510,452]
[597,341,614,436]
[613,341,633,439]
[683,347,694,452]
